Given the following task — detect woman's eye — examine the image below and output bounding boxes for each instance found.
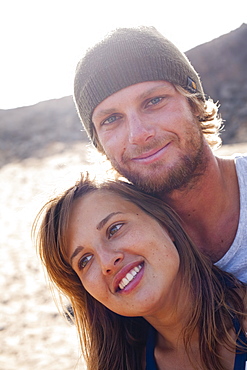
[108,223,123,238]
[147,97,163,106]
[78,254,93,270]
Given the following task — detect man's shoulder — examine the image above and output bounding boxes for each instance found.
[234,153,247,160]
[235,154,247,172]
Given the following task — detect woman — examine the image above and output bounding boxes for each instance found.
[34,174,247,370]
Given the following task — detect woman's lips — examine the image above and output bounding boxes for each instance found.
[118,264,143,290]
[113,261,144,293]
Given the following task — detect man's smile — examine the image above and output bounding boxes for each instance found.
[131,143,171,164]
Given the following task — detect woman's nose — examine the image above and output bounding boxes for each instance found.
[99,250,123,275]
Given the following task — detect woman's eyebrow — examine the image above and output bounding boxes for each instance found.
[96,212,123,231]
[70,246,83,265]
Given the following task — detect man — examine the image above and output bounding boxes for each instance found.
[73,26,247,283]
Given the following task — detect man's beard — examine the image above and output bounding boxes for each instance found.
[110,135,208,195]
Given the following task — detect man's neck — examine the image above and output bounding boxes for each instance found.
[161,153,240,262]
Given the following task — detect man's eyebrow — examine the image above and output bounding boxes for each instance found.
[96,212,123,231]
[138,84,170,100]
[70,246,83,266]
[92,108,118,121]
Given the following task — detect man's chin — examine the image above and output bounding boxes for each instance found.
[117,170,169,194]
[114,154,208,195]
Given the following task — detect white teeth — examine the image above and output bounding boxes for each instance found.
[118,264,142,290]
[126,272,134,280]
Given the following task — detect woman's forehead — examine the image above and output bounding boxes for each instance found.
[73,189,140,216]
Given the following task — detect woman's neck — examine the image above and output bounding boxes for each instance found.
[144,283,193,349]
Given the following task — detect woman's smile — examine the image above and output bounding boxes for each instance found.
[115,262,144,292]
[67,189,180,317]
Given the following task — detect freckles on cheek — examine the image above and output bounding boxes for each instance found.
[83,276,108,303]
[79,277,93,296]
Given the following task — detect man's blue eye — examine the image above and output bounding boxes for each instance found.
[149,97,163,105]
[102,115,118,125]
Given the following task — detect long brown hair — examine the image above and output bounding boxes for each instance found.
[33,175,246,370]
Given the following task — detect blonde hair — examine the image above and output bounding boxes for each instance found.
[175,85,223,150]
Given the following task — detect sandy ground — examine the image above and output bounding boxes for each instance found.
[0,142,246,370]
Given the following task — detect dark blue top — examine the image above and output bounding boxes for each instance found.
[145,320,247,370]
[233,316,247,370]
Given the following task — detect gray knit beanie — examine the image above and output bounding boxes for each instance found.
[74,26,204,149]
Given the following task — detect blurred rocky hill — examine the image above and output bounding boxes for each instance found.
[0,24,246,167]
[0,97,87,167]
[186,23,247,144]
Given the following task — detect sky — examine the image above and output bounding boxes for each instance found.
[1,0,246,110]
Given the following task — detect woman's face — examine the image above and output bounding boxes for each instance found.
[67,190,181,319]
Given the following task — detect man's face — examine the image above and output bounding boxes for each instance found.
[92,81,207,194]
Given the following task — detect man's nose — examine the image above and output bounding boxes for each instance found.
[128,114,155,145]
